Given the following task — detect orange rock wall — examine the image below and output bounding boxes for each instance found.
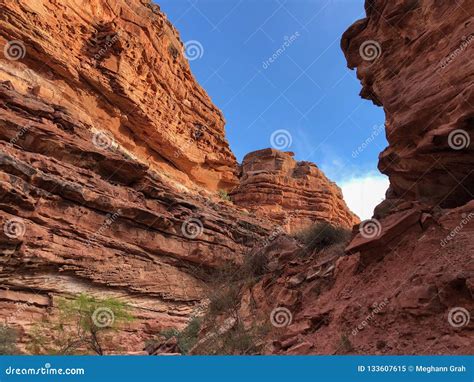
[232,149,359,232]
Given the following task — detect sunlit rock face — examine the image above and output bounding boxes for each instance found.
[341,0,474,212]
[0,0,357,354]
[232,149,359,233]
[0,0,239,192]
[0,0,273,353]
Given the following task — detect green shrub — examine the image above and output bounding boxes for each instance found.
[159,317,201,354]
[0,324,18,355]
[197,322,268,355]
[160,328,179,340]
[339,334,354,353]
[177,317,201,354]
[29,293,134,355]
[208,285,241,316]
[294,222,350,253]
[217,189,231,201]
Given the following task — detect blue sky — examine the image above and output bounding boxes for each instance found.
[158,0,389,219]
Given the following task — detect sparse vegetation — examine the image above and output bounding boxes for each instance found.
[339,334,354,353]
[28,293,133,355]
[195,321,269,355]
[168,43,179,59]
[157,317,201,354]
[241,251,269,279]
[0,324,19,355]
[216,322,262,355]
[294,222,350,253]
[217,189,231,201]
[208,285,241,316]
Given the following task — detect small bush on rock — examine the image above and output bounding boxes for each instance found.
[0,324,19,355]
[217,189,231,201]
[158,317,201,354]
[294,222,350,253]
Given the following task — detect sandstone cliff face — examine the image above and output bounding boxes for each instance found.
[0,0,238,191]
[0,0,274,353]
[3,0,468,357]
[341,0,474,212]
[232,149,359,233]
[0,78,273,352]
[0,0,358,354]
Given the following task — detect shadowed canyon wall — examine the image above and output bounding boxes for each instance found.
[341,0,474,213]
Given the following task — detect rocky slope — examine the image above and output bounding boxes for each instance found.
[0,0,358,354]
[188,0,473,355]
[232,149,359,233]
[207,203,472,355]
[1,0,471,356]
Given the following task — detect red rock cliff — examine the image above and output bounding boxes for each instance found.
[0,0,359,354]
[341,0,473,213]
[189,0,473,356]
[0,0,274,353]
[232,148,359,232]
[0,0,238,191]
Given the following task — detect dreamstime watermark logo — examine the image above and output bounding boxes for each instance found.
[270,129,292,150]
[447,307,470,328]
[181,218,204,239]
[359,218,382,239]
[359,40,382,62]
[262,31,300,69]
[438,34,473,70]
[440,212,473,247]
[7,124,31,148]
[3,218,26,239]
[352,298,389,336]
[5,363,85,376]
[352,124,384,158]
[91,31,121,67]
[270,307,293,328]
[92,131,116,150]
[3,40,26,61]
[184,40,204,61]
[6,302,28,324]
[86,210,122,246]
[448,129,470,150]
[92,307,115,328]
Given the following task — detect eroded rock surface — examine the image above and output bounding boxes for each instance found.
[0,0,238,191]
[232,149,359,233]
[0,0,276,353]
[188,0,473,356]
[0,78,274,352]
[341,0,474,211]
[0,0,358,355]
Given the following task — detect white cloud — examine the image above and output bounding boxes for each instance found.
[340,173,389,220]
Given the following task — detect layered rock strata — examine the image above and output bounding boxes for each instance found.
[341,0,474,212]
[0,0,274,353]
[231,149,359,233]
[0,0,238,191]
[189,0,473,356]
[0,79,273,352]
